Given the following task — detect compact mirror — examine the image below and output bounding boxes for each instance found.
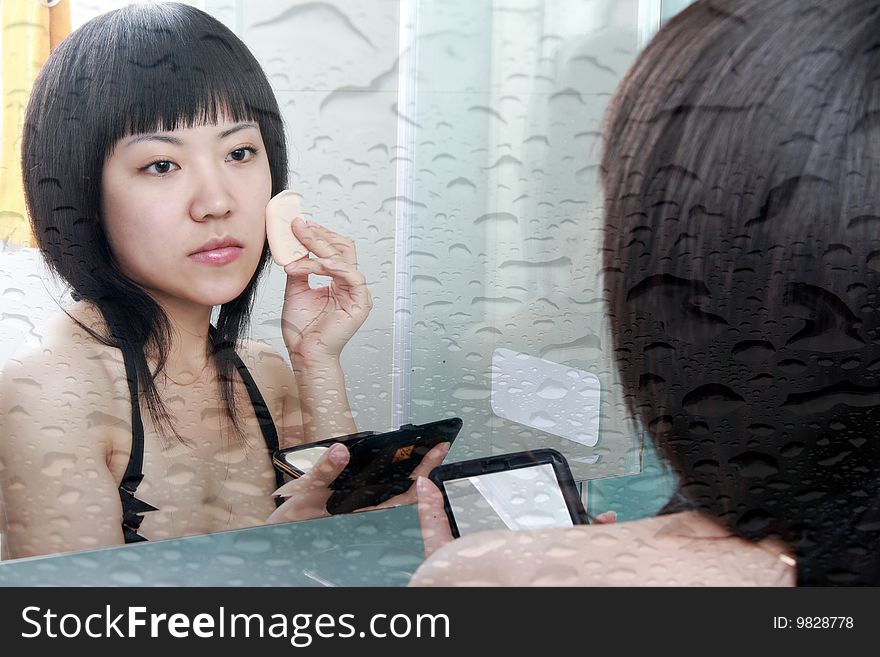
[430,449,589,537]
[281,446,328,477]
[443,464,575,533]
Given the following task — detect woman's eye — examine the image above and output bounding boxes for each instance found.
[228,147,257,162]
[144,160,177,175]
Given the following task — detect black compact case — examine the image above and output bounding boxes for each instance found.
[273,417,462,515]
[428,447,588,537]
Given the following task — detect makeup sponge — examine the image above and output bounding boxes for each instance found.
[266,190,309,266]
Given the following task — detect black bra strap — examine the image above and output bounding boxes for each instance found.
[119,342,147,494]
[208,325,285,499]
[228,350,285,496]
[118,342,157,542]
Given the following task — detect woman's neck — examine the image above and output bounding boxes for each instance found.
[657,510,796,568]
[72,296,217,384]
[146,294,215,381]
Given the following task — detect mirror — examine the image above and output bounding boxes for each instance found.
[442,464,576,534]
[0,0,674,569]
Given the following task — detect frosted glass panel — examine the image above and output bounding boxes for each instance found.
[230,0,403,431]
[403,0,647,480]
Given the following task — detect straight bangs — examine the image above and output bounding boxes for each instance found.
[90,4,288,194]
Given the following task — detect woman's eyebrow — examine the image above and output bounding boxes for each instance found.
[124,134,183,147]
[218,122,258,139]
[123,123,258,148]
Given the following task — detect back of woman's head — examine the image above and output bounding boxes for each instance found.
[602,0,880,585]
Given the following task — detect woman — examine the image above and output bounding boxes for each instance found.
[412,0,880,586]
[0,2,444,559]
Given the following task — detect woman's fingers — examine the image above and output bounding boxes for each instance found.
[373,442,451,508]
[282,264,315,299]
[282,257,326,300]
[403,443,451,506]
[291,218,358,265]
[347,443,451,513]
[593,510,617,524]
[284,257,365,291]
[416,476,455,558]
[283,258,372,316]
[272,443,350,498]
[266,443,351,525]
[410,442,450,481]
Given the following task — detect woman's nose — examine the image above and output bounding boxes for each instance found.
[188,165,235,221]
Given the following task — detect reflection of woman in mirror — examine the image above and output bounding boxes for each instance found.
[0,2,443,560]
[413,0,880,586]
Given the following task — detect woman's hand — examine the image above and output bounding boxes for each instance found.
[266,442,451,524]
[266,442,350,524]
[594,510,617,523]
[281,219,372,362]
[416,475,455,558]
[354,442,451,513]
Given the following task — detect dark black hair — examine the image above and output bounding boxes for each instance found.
[602,0,880,585]
[22,2,288,441]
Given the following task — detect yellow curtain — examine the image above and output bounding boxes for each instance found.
[0,0,70,248]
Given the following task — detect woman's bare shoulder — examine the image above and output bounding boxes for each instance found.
[0,303,125,430]
[234,338,301,445]
[410,521,637,586]
[409,512,793,587]
[0,304,129,557]
[236,338,295,391]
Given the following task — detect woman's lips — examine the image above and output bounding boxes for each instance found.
[188,246,243,265]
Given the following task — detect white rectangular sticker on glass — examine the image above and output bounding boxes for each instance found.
[490,348,600,448]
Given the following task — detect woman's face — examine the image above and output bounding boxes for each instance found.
[100,117,272,311]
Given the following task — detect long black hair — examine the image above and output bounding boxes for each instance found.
[22,2,288,441]
[602,0,880,585]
